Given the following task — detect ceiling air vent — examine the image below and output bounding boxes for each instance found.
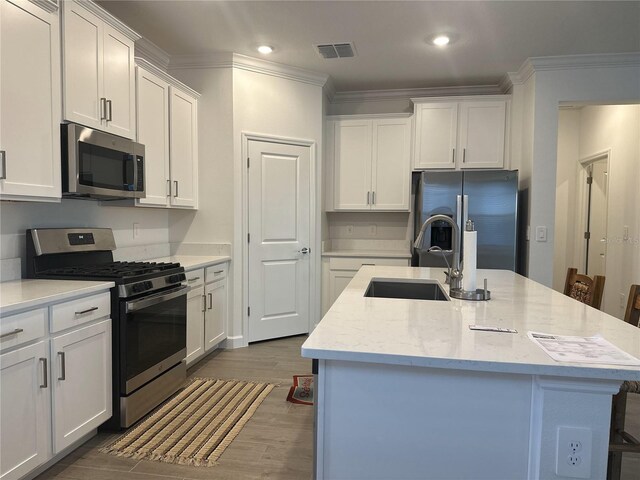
[315,42,356,59]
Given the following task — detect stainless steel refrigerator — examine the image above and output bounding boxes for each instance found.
[413,170,519,272]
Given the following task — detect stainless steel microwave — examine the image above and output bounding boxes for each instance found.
[62,123,145,200]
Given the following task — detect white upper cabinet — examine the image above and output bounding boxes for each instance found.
[136,65,170,206]
[413,96,509,170]
[328,115,411,212]
[135,60,199,209]
[0,0,61,201]
[62,0,139,139]
[169,87,198,208]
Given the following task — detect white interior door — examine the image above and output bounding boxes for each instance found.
[585,160,609,277]
[248,140,311,343]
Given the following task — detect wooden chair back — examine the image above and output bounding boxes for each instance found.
[563,267,606,310]
[623,284,640,327]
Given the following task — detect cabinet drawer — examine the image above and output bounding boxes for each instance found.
[50,293,111,333]
[0,308,47,352]
[205,263,228,282]
[328,257,409,271]
[185,268,205,289]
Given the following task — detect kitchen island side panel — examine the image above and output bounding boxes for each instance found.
[316,359,619,480]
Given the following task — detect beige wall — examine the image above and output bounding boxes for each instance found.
[554,105,640,318]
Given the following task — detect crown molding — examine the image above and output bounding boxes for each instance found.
[509,52,640,86]
[331,84,504,105]
[135,37,171,71]
[327,112,413,120]
[168,52,329,87]
[72,0,140,41]
[528,52,640,71]
[135,57,201,98]
[29,0,57,13]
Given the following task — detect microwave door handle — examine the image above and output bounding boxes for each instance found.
[131,153,137,193]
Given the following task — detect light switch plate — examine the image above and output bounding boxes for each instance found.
[536,226,547,242]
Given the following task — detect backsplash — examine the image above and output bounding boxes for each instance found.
[327,211,412,241]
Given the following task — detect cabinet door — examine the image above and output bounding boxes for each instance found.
[413,103,457,169]
[185,285,205,366]
[102,24,135,139]
[169,87,198,208]
[204,280,226,351]
[371,118,411,211]
[136,66,170,206]
[62,0,103,130]
[0,0,61,200]
[51,320,111,453]
[458,101,506,169]
[0,341,50,480]
[329,270,356,306]
[333,120,372,210]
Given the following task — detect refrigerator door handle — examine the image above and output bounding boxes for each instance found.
[462,194,469,230]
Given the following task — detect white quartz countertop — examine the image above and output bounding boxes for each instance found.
[0,279,115,316]
[322,250,412,259]
[148,255,231,271]
[302,266,640,381]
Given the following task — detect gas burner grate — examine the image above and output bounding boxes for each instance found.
[41,261,181,279]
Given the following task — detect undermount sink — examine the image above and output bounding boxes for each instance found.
[364,279,450,301]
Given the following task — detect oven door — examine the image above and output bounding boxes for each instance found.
[120,285,188,394]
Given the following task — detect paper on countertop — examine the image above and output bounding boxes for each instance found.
[528,331,640,366]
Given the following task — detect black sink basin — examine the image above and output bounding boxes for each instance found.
[364,279,450,301]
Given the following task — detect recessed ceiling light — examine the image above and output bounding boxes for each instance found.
[432,35,450,47]
[257,45,274,54]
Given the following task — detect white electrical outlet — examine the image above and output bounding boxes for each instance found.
[623,225,629,241]
[620,293,626,309]
[368,224,377,236]
[133,222,140,239]
[346,224,354,236]
[556,426,592,478]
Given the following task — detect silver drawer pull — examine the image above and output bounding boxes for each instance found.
[0,150,6,179]
[214,270,224,275]
[188,277,201,283]
[75,306,98,316]
[208,293,213,309]
[39,358,48,389]
[0,328,24,339]
[58,352,66,381]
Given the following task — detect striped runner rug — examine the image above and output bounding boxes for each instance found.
[101,378,275,466]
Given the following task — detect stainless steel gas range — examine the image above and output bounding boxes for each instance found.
[26,228,187,429]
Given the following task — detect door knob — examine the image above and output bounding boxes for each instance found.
[299,247,310,255]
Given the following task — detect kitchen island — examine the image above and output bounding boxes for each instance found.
[302,266,640,480]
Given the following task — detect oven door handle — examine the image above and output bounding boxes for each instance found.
[125,285,190,313]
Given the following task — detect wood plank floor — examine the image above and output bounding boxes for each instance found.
[34,334,640,480]
[35,335,314,480]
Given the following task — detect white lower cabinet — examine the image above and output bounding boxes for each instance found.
[185,263,229,366]
[0,292,112,480]
[50,319,111,453]
[0,341,50,480]
[323,256,411,315]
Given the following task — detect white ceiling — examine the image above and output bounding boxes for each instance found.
[98,1,640,92]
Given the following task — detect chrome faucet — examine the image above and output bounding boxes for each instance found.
[414,215,463,291]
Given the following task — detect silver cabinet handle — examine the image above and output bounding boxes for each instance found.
[75,306,98,316]
[462,148,466,163]
[58,352,66,381]
[367,191,370,205]
[106,99,113,122]
[166,179,171,197]
[0,328,23,339]
[202,294,207,312]
[39,358,48,388]
[174,180,178,197]
[100,97,107,120]
[187,277,201,283]
[372,191,376,205]
[299,247,310,255]
[452,148,455,163]
[0,150,6,180]
[213,270,224,275]
[208,293,213,310]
